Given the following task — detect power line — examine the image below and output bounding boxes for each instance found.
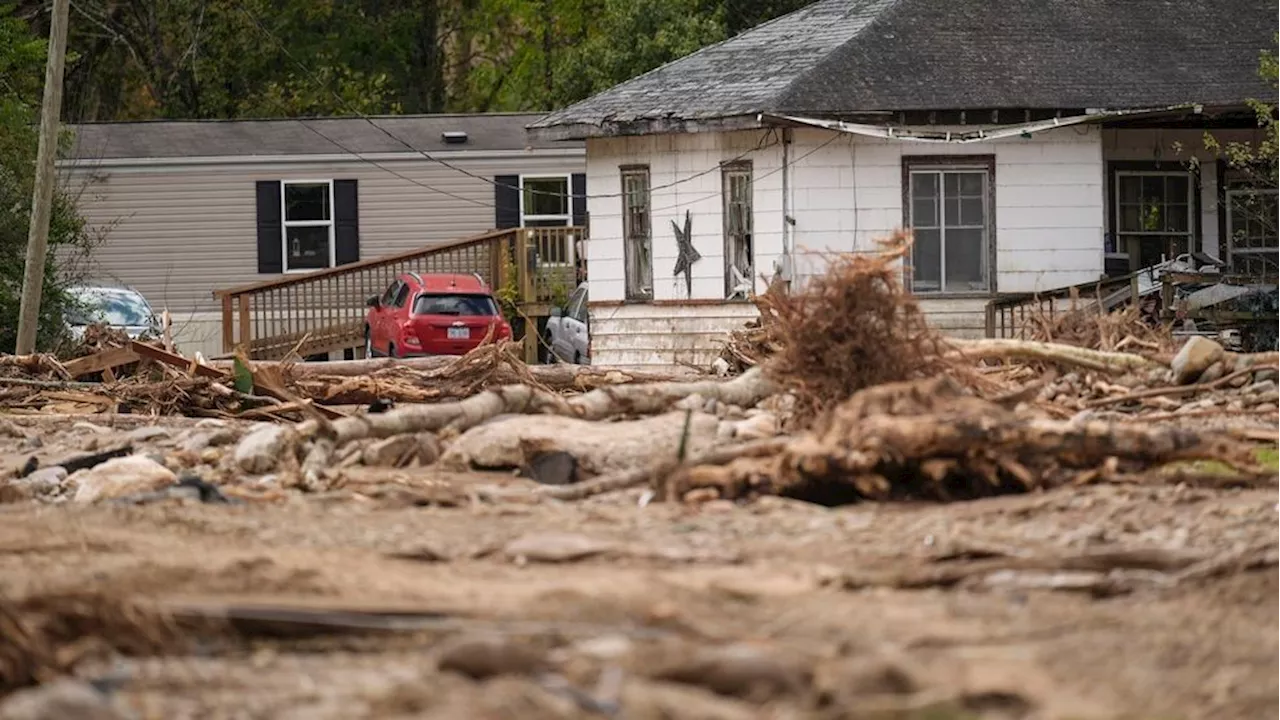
[234,5,777,202]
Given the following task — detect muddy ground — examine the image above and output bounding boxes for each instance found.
[0,416,1277,720]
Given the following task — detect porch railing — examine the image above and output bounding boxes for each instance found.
[215,226,585,360]
[984,272,1142,339]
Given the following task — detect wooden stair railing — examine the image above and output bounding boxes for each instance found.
[214,226,586,360]
[984,272,1143,339]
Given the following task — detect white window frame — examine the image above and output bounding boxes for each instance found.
[621,165,653,301]
[1225,187,1279,269]
[1110,170,1195,262]
[519,174,574,269]
[518,174,572,227]
[907,165,991,294]
[722,162,754,300]
[281,179,335,273]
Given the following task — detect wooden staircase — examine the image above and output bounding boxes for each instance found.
[214,227,584,361]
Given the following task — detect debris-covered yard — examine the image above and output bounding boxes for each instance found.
[1,240,1276,720]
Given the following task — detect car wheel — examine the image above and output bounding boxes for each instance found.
[388,343,397,359]
[364,327,373,358]
[572,351,581,365]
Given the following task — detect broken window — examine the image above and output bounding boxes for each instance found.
[1113,172,1194,269]
[907,165,990,293]
[722,162,753,299]
[1226,187,1279,275]
[621,166,653,300]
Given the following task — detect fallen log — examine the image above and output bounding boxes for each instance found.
[948,338,1166,375]
[288,367,778,487]
[211,355,696,385]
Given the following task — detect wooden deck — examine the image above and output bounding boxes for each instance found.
[214,227,584,361]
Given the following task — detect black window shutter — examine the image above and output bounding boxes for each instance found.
[255,181,283,274]
[334,179,360,265]
[494,175,521,229]
[571,173,587,227]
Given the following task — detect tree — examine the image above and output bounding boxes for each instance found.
[0,5,93,352]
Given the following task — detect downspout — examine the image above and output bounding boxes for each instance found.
[779,127,795,285]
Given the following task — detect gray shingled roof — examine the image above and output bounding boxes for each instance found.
[66,113,579,160]
[529,0,1276,139]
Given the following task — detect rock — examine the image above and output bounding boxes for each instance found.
[1227,372,1252,388]
[1245,380,1277,396]
[125,426,170,443]
[362,435,419,467]
[18,467,68,497]
[415,433,442,465]
[71,455,177,503]
[674,393,707,411]
[711,357,732,377]
[199,448,222,464]
[1171,336,1225,384]
[71,422,110,435]
[441,411,721,477]
[436,635,548,679]
[19,435,42,451]
[653,643,812,702]
[0,679,126,720]
[503,532,615,563]
[182,429,238,453]
[1196,360,1227,384]
[729,412,778,440]
[233,425,294,474]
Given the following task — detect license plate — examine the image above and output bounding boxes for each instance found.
[447,327,470,340]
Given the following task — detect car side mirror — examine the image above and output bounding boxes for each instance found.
[366,294,380,308]
[550,306,562,317]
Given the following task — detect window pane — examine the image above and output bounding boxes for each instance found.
[524,177,569,216]
[944,228,986,292]
[1165,203,1189,232]
[911,196,937,227]
[912,228,941,291]
[286,226,330,270]
[1119,177,1141,203]
[944,173,960,196]
[525,218,570,228]
[393,284,411,307]
[412,294,498,316]
[944,196,960,226]
[911,172,938,201]
[1165,175,1190,203]
[1141,176,1165,203]
[958,172,983,196]
[285,183,330,222]
[959,197,984,226]
[1119,204,1142,232]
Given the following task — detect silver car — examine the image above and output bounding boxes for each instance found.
[64,285,160,340]
[546,283,589,364]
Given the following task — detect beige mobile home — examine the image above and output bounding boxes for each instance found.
[59,113,586,358]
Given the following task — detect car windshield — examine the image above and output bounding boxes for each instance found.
[413,294,498,316]
[66,288,153,326]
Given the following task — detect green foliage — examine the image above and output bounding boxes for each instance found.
[0,5,92,353]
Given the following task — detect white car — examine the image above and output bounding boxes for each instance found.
[64,285,160,341]
[546,283,589,364]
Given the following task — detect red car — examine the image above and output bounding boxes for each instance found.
[364,273,512,358]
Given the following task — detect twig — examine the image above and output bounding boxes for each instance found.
[1085,364,1278,409]
[0,377,103,390]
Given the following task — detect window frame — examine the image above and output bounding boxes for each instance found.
[519,174,573,227]
[1111,170,1195,265]
[1225,186,1279,274]
[621,165,653,301]
[900,155,997,296]
[722,161,754,300]
[281,179,336,273]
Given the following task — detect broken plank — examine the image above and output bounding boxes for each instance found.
[130,340,228,380]
[62,347,141,378]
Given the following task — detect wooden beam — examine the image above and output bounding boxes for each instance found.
[62,346,140,378]
[129,340,228,380]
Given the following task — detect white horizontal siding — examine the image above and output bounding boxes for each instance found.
[588,302,759,369]
[58,152,585,316]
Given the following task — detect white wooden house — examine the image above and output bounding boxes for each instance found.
[528,0,1276,369]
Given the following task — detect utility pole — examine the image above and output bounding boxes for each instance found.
[15,0,72,355]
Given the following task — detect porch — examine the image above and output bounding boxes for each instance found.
[214,226,584,361]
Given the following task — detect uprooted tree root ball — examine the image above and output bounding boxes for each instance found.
[658,375,1268,505]
[760,232,954,425]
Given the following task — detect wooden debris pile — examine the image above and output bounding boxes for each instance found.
[1027,298,1173,354]
[654,375,1271,506]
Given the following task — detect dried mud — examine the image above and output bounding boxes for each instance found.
[0,420,1276,719]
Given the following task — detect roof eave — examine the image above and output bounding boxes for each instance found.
[527,113,769,141]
